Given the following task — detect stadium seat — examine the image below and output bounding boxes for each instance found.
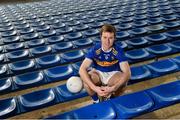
[3,36,20,44]
[34,25,50,32]
[146,59,179,77]
[51,22,66,29]
[0,54,5,63]
[73,38,93,48]
[120,17,133,23]
[54,84,88,102]
[74,24,89,31]
[128,28,147,36]
[22,33,39,41]
[125,48,154,63]
[8,59,36,74]
[133,20,148,28]
[147,12,160,18]
[56,27,73,34]
[80,18,95,24]
[6,49,30,62]
[126,38,149,48]
[162,15,177,21]
[146,44,174,56]
[0,26,14,32]
[171,56,180,68]
[65,32,82,41]
[146,80,180,110]
[88,22,104,28]
[44,65,74,82]
[18,88,59,112]
[83,29,99,37]
[46,35,64,44]
[164,30,180,40]
[0,64,8,77]
[163,21,180,29]
[72,61,82,73]
[48,100,116,119]
[116,41,128,50]
[134,15,147,21]
[104,19,119,25]
[1,30,17,37]
[147,18,162,24]
[0,98,20,119]
[144,33,167,43]
[0,77,13,93]
[36,54,61,68]
[116,31,130,40]
[145,25,165,32]
[5,42,25,52]
[30,46,52,57]
[61,50,85,63]
[15,23,30,30]
[13,71,45,88]
[40,30,56,37]
[65,20,80,26]
[130,65,152,84]
[111,91,154,119]
[51,41,73,52]
[167,40,180,51]
[116,23,132,31]
[27,38,46,48]
[18,27,34,35]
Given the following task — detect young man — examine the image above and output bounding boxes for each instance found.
[79,24,131,103]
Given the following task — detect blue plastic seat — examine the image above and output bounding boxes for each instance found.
[18,88,58,112]
[15,23,30,30]
[80,18,95,24]
[34,25,50,32]
[167,40,180,51]
[162,15,177,21]
[27,38,45,48]
[0,26,14,32]
[8,59,36,74]
[3,36,20,44]
[146,44,174,56]
[128,28,147,36]
[146,59,179,77]
[6,49,29,62]
[164,30,180,40]
[22,33,39,41]
[51,41,73,52]
[48,100,116,119]
[5,43,25,52]
[0,98,19,118]
[88,22,104,28]
[44,65,74,82]
[61,50,85,63]
[40,30,56,37]
[120,17,133,23]
[65,20,80,26]
[116,24,132,31]
[126,38,149,47]
[147,12,161,18]
[111,91,154,119]
[116,31,130,40]
[30,46,52,57]
[134,15,147,21]
[144,33,167,43]
[148,18,162,24]
[171,56,180,68]
[72,61,82,73]
[18,27,34,35]
[132,20,148,28]
[130,65,152,84]
[65,32,82,41]
[73,38,93,48]
[51,22,66,29]
[116,41,128,49]
[46,35,64,44]
[74,24,89,31]
[0,77,13,93]
[83,29,99,37]
[1,30,17,37]
[146,80,180,110]
[56,27,73,34]
[36,54,61,68]
[104,19,119,25]
[163,21,180,29]
[125,48,154,63]
[145,25,165,32]
[54,84,88,102]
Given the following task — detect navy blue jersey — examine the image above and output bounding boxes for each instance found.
[86,43,127,72]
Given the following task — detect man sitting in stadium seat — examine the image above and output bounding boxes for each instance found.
[79,24,131,103]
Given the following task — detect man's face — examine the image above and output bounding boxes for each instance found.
[101,32,115,50]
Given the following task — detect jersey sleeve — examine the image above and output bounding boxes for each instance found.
[116,46,128,63]
[85,46,95,60]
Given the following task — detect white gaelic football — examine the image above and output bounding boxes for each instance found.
[66,76,83,93]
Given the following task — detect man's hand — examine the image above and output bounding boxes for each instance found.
[93,86,107,97]
[100,86,115,97]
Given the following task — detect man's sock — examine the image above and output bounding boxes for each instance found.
[91,93,99,103]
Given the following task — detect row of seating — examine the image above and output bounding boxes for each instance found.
[0,55,179,98]
[0,58,179,119]
[47,80,180,119]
